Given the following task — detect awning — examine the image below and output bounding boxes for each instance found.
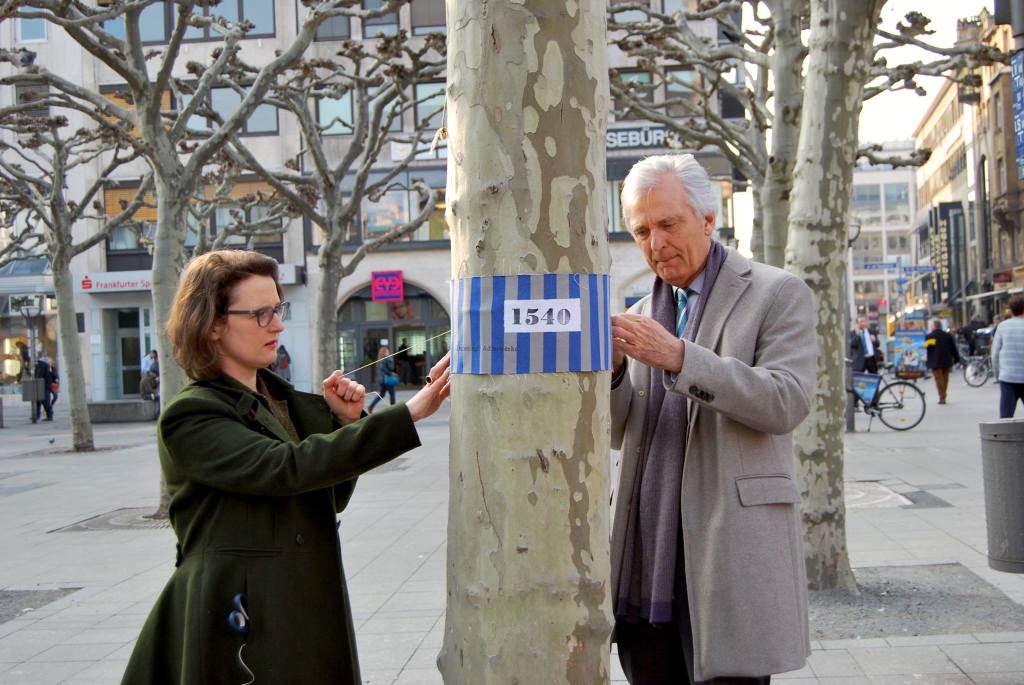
[965,288,1022,301]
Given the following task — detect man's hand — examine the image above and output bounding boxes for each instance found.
[406,353,452,422]
[322,372,366,425]
[611,313,685,374]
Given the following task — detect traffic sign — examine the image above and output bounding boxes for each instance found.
[902,265,937,273]
[863,261,898,270]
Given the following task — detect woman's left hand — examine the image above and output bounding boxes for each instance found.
[322,371,366,425]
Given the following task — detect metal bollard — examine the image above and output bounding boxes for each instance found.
[979,419,1024,573]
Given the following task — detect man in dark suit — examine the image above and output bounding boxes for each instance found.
[849,316,878,373]
[926,320,960,404]
[33,355,55,421]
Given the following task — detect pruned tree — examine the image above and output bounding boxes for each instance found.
[608,2,1002,267]
[220,30,446,381]
[0,105,151,451]
[0,0,409,516]
[610,1,1007,591]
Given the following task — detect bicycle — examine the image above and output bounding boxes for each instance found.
[963,355,992,387]
[848,371,927,431]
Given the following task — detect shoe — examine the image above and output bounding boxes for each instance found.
[44,416,53,421]
[938,400,946,405]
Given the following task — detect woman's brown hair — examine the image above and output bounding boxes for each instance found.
[166,250,282,381]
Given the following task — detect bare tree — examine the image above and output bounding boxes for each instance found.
[222,31,446,382]
[437,1,613,681]
[0,105,151,450]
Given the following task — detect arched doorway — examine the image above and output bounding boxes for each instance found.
[337,284,450,388]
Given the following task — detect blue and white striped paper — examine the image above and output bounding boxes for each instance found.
[450,274,612,375]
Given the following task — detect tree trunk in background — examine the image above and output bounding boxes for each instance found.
[51,254,94,451]
[761,0,805,268]
[784,0,885,592]
[315,241,343,386]
[438,1,613,682]
[750,185,765,262]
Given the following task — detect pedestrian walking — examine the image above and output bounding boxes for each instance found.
[367,347,398,413]
[33,355,55,421]
[925,320,960,404]
[992,294,1024,418]
[609,154,815,683]
[141,350,159,376]
[15,341,29,381]
[849,315,879,373]
[121,250,451,685]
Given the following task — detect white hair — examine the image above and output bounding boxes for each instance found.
[619,153,717,226]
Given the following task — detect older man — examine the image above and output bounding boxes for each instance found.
[609,153,816,684]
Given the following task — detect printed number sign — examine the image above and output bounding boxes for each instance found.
[451,273,610,375]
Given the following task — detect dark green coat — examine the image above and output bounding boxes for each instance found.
[122,370,420,685]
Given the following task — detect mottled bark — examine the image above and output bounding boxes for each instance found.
[750,185,764,263]
[51,254,94,451]
[784,0,885,592]
[761,0,805,268]
[438,1,613,683]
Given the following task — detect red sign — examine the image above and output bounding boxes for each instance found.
[81,276,92,291]
[995,270,1013,284]
[371,271,404,302]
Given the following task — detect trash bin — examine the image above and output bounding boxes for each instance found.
[980,419,1024,573]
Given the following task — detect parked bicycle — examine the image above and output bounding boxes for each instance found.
[963,355,993,387]
[848,370,926,431]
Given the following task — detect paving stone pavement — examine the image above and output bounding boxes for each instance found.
[0,374,1023,684]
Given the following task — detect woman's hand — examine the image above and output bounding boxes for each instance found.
[322,371,366,425]
[405,353,452,422]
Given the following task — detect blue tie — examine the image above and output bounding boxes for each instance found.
[676,288,692,337]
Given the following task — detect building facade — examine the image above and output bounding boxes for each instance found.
[0,0,742,397]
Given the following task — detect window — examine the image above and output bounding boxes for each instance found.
[104,186,156,252]
[412,0,445,35]
[994,92,1002,130]
[608,180,628,233]
[209,88,278,135]
[361,189,409,238]
[14,84,49,118]
[17,17,46,42]
[409,189,449,240]
[662,0,687,13]
[139,1,169,43]
[315,14,350,40]
[317,92,353,135]
[886,231,910,254]
[212,203,282,245]
[998,156,1007,196]
[185,0,275,41]
[370,85,403,133]
[665,68,700,118]
[610,0,650,24]
[413,81,446,159]
[851,184,881,227]
[362,0,398,37]
[883,183,910,225]
[614,71,654,120]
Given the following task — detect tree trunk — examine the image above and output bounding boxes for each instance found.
[750,185,765,262]
[438,2,613,682]
[51,253,94,451]
[315,241,343,386]
[784,0,884,592]
[761,0,805,268]
[149,171,190,518]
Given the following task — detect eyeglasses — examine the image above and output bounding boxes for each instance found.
[221,301,290,328]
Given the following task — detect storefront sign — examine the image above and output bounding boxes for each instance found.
[995,270,1013,284]
[1013,51,1024,179]
[77,271,151,293]
[371,271,404,302]
[606,125,669,150]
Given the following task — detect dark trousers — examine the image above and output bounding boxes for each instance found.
[36,393,52,420]
[999,381,1024,418]
[932,367,950,402]
[863,356,878,374]
[368,383,396,412]
[615,531,771,685]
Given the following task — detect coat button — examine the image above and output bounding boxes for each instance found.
[690,385,699,394]
[295,534,304,545]
[638,390,646,397]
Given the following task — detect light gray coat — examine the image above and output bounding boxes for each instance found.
[610,248,816,681]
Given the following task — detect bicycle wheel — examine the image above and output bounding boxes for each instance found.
[876,381,926,431]
[964,361,989,387]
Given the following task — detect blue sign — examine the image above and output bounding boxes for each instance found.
[852,372,882,406]
[863,261,898,270]
[903,265,937,273]
[1013,51,1024,180]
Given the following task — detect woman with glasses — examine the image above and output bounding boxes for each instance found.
[122,250,450,685]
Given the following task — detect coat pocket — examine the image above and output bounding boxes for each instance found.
[735,474,801,506]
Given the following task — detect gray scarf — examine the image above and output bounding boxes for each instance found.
[615,240,727,624]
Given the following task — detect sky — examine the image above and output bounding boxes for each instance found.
[859,0,994,144]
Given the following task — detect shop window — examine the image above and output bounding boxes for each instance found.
[315,14,350,40]
[412,0,445,35]
[608,180,629,233]
[17,17,46,42]
[362,0,398,37]
[317,91,353,136]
